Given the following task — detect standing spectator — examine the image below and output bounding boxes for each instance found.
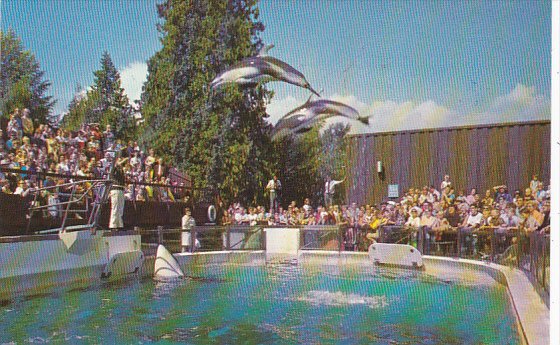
[481,190,494,208]
[440,174,451,191]
[429,186,441,201]
[103,124,115,151]
[265,175,281,212]
[302,198,312,213]
[493,185,513,203]
[181,207,200,251]
[535,182,547,204]
[529,174,540,195]
[324,175,345,208]
[465,188,477,205]
[21,109,34,137]
[47,192,60,219]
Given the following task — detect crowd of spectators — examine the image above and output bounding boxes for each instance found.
[1,108,551,244]
[0,108,189,210]
[223,174,551,252]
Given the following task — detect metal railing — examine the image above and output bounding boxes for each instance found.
[137,225,266,257]
[25,179,112,233]
[135,223,549,295]
[525,229,550,294]
[376,225,549,295]
[300,225,344,251]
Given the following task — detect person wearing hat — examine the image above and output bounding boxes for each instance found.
[493,185,512,203]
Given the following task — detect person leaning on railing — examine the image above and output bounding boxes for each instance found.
[459,205,483,256]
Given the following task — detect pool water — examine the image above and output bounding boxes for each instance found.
[0,263,520,344]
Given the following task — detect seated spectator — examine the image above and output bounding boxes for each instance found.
[524,201,543,232]
[1,179,12,194]
[462,205,483,229]
[405,207,421,227]
[501,206,521,228]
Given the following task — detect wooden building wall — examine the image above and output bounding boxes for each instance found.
[344,121,551,205]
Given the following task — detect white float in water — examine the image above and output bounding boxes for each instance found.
[154,244,184,279]
[368,243,423,268]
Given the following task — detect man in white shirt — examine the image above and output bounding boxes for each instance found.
[461,205,483,256]
[265,175,281,213]
[462,205,483,228]
[324,176,345,208]
[302,198,313,213]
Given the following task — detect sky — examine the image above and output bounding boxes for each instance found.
[1,0,552,133]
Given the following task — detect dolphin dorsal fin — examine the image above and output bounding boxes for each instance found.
[258,44,275,56]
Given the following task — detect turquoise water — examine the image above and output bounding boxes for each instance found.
[0,263,519,344]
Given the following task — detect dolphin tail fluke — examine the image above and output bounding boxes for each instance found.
[258,44,275,56]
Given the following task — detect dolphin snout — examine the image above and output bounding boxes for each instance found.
[210,77,224,89]
[358,116,369,125]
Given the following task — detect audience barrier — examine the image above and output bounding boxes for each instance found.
[0,192,188,236]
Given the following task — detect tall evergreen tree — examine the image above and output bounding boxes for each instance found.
[63,52,136,141]
[141,0,273,204]
[0,29,55,124]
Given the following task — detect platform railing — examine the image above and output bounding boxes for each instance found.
[525,229,550,294]
[136,225,267,257]
[25,179,112,233]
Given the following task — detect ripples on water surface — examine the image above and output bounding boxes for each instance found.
[0,263,519,344]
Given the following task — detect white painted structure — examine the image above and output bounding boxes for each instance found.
[368,243,423,268]
[264,227,300,262]
[0,230,143,299]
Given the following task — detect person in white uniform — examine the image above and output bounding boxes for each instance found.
[182,207,200,251]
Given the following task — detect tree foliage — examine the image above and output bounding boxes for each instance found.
[140,0,272,204]
[0,29,54,124]
[273,123,350,207]
[63,52,136,141]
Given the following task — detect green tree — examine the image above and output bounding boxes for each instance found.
[0,29,54,124]
[271,123,350,207]
[62,84,98,131]
[140,0,272,204]
[62,52,136,141]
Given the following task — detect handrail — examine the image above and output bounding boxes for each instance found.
[27,180,107,211]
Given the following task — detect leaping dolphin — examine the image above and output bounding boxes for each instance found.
[271,97,369,140]
[211,45,321,97]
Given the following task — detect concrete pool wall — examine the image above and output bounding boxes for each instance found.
[145,249,548,345]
